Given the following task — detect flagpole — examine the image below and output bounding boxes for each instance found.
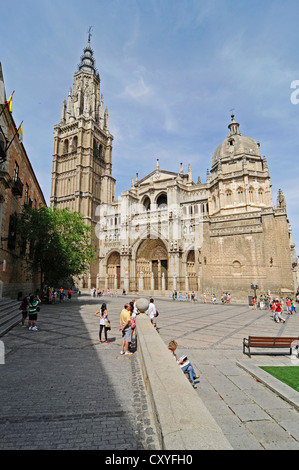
[6,121,23,153]
[0,103,7,118]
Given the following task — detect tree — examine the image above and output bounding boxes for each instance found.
[17,206,96,288]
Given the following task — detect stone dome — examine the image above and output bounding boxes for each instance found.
[212,115,261,167]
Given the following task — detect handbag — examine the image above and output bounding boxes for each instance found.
[105,320,111,330]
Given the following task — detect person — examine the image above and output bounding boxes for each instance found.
[19,295,29,327]
[270,301,276,320]
[291,299,297,315]
[286,297,291,314]
[275,300,285,323]
[146,298,157,328]
[168,340,199,389]
[28,294,41,331]
[119,304,133,355]
[94,303,110,343]
[130,298,139,340]
[252,297,257,310]
[67,288,72,300]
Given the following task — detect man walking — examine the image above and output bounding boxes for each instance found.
[119,304,133,356]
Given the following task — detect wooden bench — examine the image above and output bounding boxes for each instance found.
[243,336,299,358]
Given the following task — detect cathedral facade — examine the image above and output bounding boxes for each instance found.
[50,38,298,301]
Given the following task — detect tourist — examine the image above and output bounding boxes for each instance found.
[252,297,257,310]
[19,295,29,327]
[275,300,285,323]
[119,304,133,355]
[168,340,199,389]
[129,299,139,342]
[28,294,41,331]
[146,298,158,328]
[286,297,291,314]
[94,302,110,343]
[291,299,297,314]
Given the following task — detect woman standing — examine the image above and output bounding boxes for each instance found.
[19,296,29,327]
[94,303,110,343]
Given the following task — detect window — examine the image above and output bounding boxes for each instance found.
[63,139,69,154]
[143,196,151,211]
[258,189,264,203]
[248,188,254,203]
[13,161,19,181]
[8,213,17,250]
[24,183,29,205]
[237,188,244,203]
[226,190,232,205]
[72,136,78,152]
[156,193,167,209]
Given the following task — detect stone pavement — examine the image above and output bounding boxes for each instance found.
[154,298,299,450]
[1,293,299,450]
[0,294,160,450]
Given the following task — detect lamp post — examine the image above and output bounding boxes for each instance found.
[251,283,259,300]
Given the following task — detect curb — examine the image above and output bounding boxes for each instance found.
[136,314,233,450]
[237,361,299,411]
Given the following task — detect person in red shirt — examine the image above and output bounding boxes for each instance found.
[286,298,291,314]
[275,300,285,323]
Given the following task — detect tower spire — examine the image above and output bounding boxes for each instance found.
[78,27,98,76]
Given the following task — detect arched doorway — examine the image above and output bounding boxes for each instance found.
[136,239,168,290]
[107,251,120,290]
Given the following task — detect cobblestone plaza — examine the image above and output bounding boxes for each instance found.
[1,294,298,450]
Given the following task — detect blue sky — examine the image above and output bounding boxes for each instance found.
[1,0,299,250]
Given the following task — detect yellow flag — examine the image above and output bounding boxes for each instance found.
[6,92,13,113]
[18,122,23,142]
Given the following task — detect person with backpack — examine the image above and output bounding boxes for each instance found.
[28,294,41,331]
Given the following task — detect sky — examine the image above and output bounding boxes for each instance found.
[1,0,299,250]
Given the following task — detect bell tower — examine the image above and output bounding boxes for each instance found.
[50,32,116,286]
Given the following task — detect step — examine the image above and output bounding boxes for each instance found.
[0,314,21,337]
[0,298,22,337]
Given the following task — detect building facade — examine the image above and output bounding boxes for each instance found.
[50,40,298,301]
[0,63,46,299]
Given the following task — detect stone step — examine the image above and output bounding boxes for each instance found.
[0,298,21,337]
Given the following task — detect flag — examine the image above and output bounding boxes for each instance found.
[6,91,14,113]
[18,122,23,142]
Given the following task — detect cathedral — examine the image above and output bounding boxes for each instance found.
[50,36,298,302]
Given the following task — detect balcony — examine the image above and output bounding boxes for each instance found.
[11,176,23,197]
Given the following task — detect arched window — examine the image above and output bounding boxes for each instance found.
[248,187,254,203]
[237,187,244,203]
[72,136,78,152]
[143,196,151,211]
[258,189,264,203]
[156,193,167,209]
[226,190,232,205]
[63,139,69,155]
